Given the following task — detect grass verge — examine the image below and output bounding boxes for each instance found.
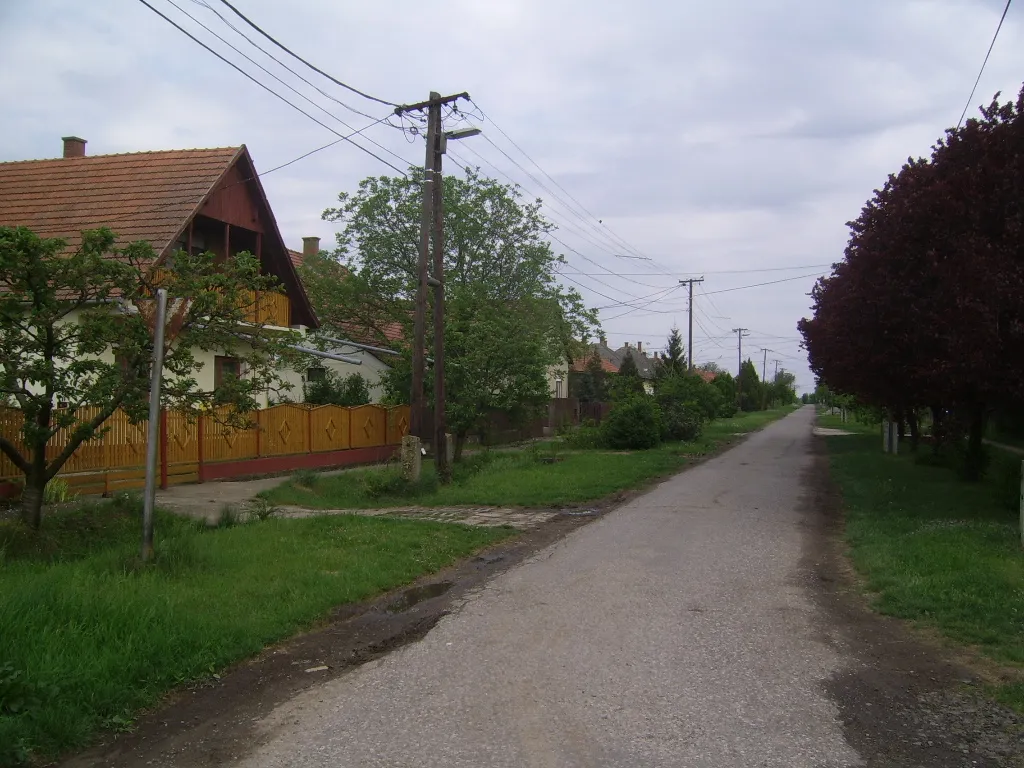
[818,413,1024,711]
[0,498,509,766]
[261,407,797,510]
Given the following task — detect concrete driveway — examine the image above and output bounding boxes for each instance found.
[236,406,863,767]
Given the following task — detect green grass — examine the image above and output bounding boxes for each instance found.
[0,499,509,766]
[261,407,798,511]
[821,425,1024,711]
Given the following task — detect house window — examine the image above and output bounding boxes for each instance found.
[307,366,326,383]
[215,356,242,388]
[555,378,564,399]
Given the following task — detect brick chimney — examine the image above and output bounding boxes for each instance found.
[62,136,86,158]
[637,341,643,353]
[302,236,321,258]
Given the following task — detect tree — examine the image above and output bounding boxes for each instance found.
[657,327,686,378]
[0,226,300,528]
[800,87,1024,477]
[304,371,371,406]
[736,360,762,412]
[610,353,645,401]
[573,351,607,403]
[710,371,738,417]
[308,168,598,457]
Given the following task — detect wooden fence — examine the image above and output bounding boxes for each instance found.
[0,403,410,496]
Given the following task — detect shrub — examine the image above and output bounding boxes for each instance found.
[601,397,662,450]
[660,402,704,442]
[563,420,605,449]
[359,469,438,499]
[291,469,319,490]
[43,478,74,505]
[304,370,371,407]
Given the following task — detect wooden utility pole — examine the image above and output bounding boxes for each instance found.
[732,327,749,407]
[762,348,769,382]
[397,90,469,479]
[679,277,704,371]
[732,328,749,376]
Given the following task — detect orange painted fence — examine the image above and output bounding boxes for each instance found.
[0,403,410,496]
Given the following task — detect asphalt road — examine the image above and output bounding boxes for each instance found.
[240,406,862,767]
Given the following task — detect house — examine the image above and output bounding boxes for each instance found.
[0,136,318,406]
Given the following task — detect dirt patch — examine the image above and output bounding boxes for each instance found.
[55,513,598,768]
[803,438,1024,767]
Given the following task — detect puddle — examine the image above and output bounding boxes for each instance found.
[386,581,454,612]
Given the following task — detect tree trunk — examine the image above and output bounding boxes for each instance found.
[895,408,906,441]
[21,475,45,530]
[930,405,943,453]
[908,410,920,452]
[453,431,467,462]
[963,402,987,482]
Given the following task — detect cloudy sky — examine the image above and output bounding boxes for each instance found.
[2,0,1021,391]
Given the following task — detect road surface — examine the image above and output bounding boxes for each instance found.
[238,406,864,767]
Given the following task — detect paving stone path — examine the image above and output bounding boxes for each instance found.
[275,504,559,530]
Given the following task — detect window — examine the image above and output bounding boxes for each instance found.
[215,356,242,388]
[307,367,326,383]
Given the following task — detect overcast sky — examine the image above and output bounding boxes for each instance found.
[2,0,1021,392]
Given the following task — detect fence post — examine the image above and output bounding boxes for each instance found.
[197,413,205,483]
[255,409,262,458]
[306,407,313,454]
[159,409,168,490]
[349,406,355,449]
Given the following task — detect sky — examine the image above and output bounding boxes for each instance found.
[1,0,1022,393]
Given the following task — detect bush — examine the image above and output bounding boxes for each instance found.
[563,420,605,449]
[304,370,371,406]
[660,403,704,442]
[359,469,438,499]
[601,397,662,450]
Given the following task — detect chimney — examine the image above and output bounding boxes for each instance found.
[62,136,86,158]
[637,341,642,353]
[302,236,321,258]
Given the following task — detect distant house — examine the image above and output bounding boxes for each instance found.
[0,136,318,407]
[284,236,396,403]
[695,368,718,384]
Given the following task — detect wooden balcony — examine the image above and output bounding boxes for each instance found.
[243,290,291,327]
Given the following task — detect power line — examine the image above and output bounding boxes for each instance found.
[470,99,651,262]
[214,0,399,107]
[85,113,396,230]
[957,0,1013,129]
[135,0,409,175]
[560,263,833,277]
[167,0,413,169]
[187,0,385,123]
[447,146,679,294]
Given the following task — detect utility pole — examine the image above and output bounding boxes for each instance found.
[774,360,781,379]
[761,348,770,383]
[396,90,472,482]
[732,327,749,408]
[678,277,704,371]
[732,328,749,376]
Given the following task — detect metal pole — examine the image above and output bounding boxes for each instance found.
[142,288,168,562]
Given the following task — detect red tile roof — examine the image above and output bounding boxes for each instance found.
[695,369,718,383]
[0,147,241,253]
[288,248,304,268]
[570,355,619,374]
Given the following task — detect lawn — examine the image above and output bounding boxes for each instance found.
[0,499,509,766]
[819,413,1024,710]
[262,407,797,511]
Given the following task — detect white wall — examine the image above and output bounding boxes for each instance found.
[277,348,391,404]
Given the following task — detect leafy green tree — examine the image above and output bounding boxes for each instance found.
[736,359,763,412]
[573,351,607,403]
[0,226,300,528]
[657,327,686,378]
[711,372,738,417]
[610,353,645,401]
[304,371,371,406]
[310,168,598,457]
